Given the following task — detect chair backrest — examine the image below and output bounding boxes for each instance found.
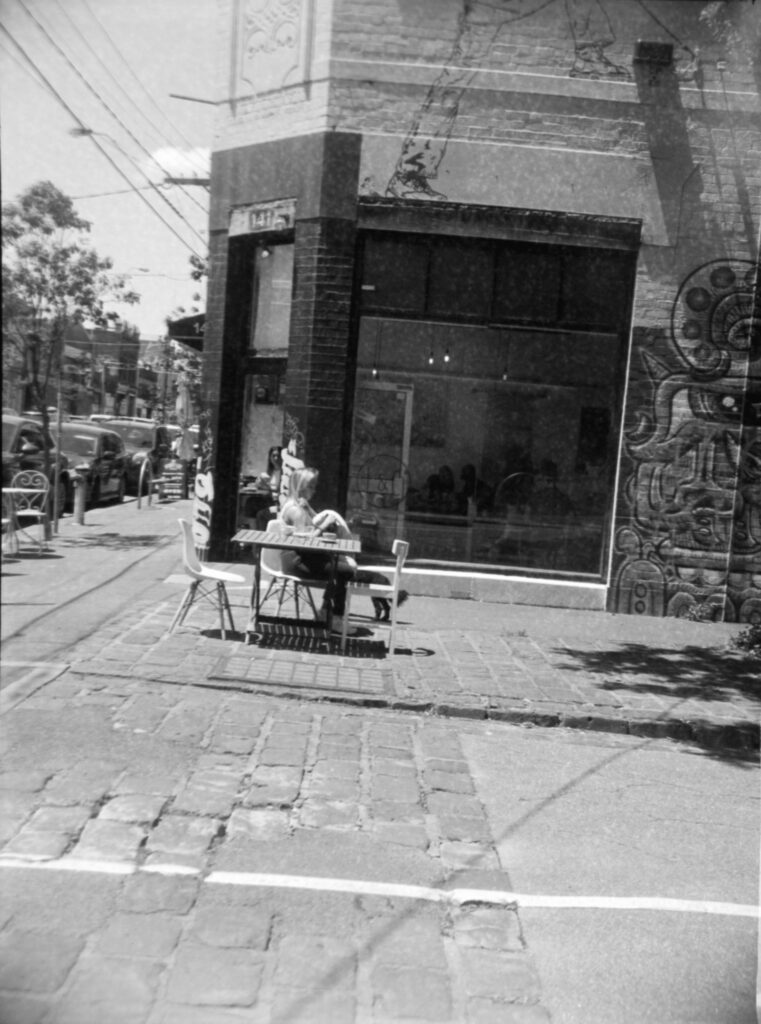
[391,538,410,577]
[260,517,289,575]
[10,470,49,510]
[178,518,204,578]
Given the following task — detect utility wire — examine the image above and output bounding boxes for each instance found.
[0,23,204,259]
[15,0,209,242]
[78,0,210,181]
[50,0,210,193]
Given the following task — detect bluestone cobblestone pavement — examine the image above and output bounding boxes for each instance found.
[1,497,758,1022]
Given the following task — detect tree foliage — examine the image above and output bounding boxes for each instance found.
[2,181,139,473]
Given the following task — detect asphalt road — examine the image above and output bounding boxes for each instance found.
[464,724,760,1024]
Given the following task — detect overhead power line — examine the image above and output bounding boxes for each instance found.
[15,0,209,241]
[79,0,211,179]
[50,0,210,190]
[0,23,204,259]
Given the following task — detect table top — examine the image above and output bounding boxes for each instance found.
[2,487,48,496]
[233,528,361,555]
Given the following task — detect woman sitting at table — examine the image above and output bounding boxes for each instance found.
[280,467,359,636]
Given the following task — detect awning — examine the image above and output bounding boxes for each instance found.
[167,313,205,352]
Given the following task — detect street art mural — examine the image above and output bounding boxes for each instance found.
[610,259,761,622]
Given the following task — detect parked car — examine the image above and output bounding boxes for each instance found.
[2,414,72,512]
[51,422,128,507]
[102,419,172,494]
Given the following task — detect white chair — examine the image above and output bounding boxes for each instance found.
[10,470,50,554]
[341,539,410,654]
[169,519,245,639]
[258,518,328,620]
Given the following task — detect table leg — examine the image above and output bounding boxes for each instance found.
[246,544,263,644]
[326,552,339,636]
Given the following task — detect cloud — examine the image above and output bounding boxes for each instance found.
[147,147,210,178]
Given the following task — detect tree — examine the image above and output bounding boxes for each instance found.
[2,181,138,503]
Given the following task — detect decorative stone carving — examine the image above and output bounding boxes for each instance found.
[236,0,312,96]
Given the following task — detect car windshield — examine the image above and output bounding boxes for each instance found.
[111,424,153,447]
[57,432,97,457]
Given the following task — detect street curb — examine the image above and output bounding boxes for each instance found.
[118,667,760,755]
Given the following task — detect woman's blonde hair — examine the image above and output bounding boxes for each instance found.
[288,467,318,500]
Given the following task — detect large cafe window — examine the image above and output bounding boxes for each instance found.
[238,241,293,529]
[346,232,635,578]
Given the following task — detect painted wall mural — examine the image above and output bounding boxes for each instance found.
[379,0,694,202]
[610,259,761,622]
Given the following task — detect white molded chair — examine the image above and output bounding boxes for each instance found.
[341,539,409,654]
[169,519,245,639]
[10,470,50,554]
[259,518,328,620]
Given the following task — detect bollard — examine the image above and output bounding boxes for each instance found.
[72,470,87,525]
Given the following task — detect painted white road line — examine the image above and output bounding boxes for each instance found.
[0,856,757,918]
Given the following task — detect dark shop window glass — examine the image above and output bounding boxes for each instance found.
[428,240,492,319]
[493,248,561,324]
[561,251,629,329]
[362,236,427,313]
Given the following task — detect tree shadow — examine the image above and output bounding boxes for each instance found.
[551,641,759,765]
[55,534,163,550]
[554,642,759,700]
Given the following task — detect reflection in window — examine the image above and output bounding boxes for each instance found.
[250,244,294,354]
[348,314,627,577]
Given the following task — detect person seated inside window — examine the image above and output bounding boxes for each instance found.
[531,459,574,518]
[459,464,493,516]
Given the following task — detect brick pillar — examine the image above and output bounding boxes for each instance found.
[286,217,357,511]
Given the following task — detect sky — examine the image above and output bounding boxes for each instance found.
[0,0,218,341]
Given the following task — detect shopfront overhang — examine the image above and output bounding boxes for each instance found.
[167,313,205,353]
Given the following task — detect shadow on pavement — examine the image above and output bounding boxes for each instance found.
[554,642,760,701]
[553,641,760,765]
[55,534,164,550]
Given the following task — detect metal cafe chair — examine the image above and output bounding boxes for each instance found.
[9,469,50,554]
[341,538,410,654]
[169,518,245,639]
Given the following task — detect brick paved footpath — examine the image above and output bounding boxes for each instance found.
[3,495,758,751]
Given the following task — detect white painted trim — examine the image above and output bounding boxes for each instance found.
[401,567,607,590]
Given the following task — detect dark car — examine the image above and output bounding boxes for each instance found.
[2,414,72,512]
[51,422,128,507]
[102,419,171,494]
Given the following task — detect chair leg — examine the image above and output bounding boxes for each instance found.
[170,581,198,633]
[216,582,227,640]
[220,583,236,636]
[340,589,351,653]
[260,578,276,606]
[388,586,400,654]
[302,587,318,619]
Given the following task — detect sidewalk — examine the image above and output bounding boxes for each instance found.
[4,496,755,756]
